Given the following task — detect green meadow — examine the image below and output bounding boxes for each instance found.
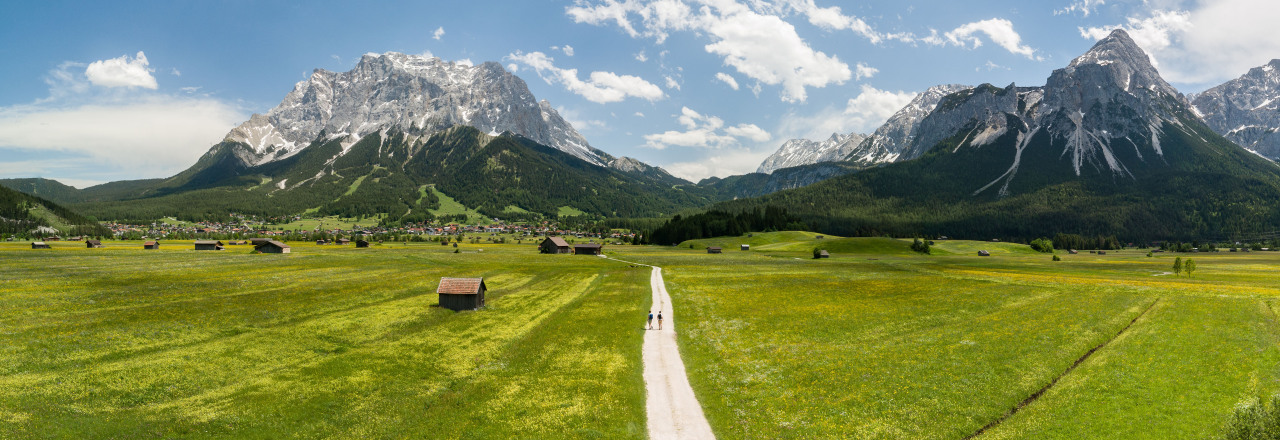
[0,240,647,438]
[3,234,1279,438]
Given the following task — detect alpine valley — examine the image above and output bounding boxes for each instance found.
[9,30,1280,242]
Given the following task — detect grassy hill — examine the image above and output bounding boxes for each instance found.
[0,184,107,237]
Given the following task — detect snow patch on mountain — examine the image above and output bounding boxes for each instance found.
[757,133,867,174]
[1191,59,1280,160]
[223,52,611,167]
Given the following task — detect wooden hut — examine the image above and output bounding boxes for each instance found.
[85,239,104,248]
[437,277,486,311]
[144,241,159,250]
[31,242,50,249]
[977,250,991,256]
[1068,249,1079,254]
[707,246,723,254]
[194,240,224,251]
[316,240,327,245]
[539,237,571,254]
[336,238,350,245]
[740,244,750,251]
[817,250,830,258]
[255,240,291,254]
[356,239,370,248]
[574,243,603,256]
[815,235,824,239]
[250,238,270,246]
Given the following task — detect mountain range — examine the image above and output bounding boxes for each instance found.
[708,29,1280,241]
[7,30,1280,241]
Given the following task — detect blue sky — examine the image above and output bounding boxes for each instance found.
[1,0,1277,186]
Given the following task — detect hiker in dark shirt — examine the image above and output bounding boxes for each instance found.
[648,311,654,329]
[657,311,663,330]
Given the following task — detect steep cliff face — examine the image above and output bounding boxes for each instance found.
[757,133,867,174]
[1192,59,1280,160]
[221,53,610,167]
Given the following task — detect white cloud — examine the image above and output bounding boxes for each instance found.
[778,84,915,140]
[662,147,772,181]
[634,111,646,117]
[1077,1,1278,86]
[635,50,648,62]
[644,107,769,149]
[563,45,575,56]
[943,19,1040,60]
[854,62,878,80]
[170,68,181,77]
[715,72,740,90]
[84,51,158,89]
[0,97,246,176]
[457,59,474,67]
[725,123,771,142]
[506,51,664,103]
[507,63,519,73]
[1056,0,1105,17]
[782,0,888,43]
[433,26,445,40]
[664,75,681,90]
[567,0,851,102]
[0,59,248,183]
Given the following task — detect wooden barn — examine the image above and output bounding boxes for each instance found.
[817,250,830,258]
[540,237,571,254]
[707,246,723,254]
[194,240,224,251]
[574,243,603,255]
[250,238,270,246]
[978,250,991,256]
[740,244,750,251]
[815,235,824,239]
[85,239,104,248]
[356,239,370,248]
[255,240,291,254]
[144,241,159,250]
[316,240,327,245]
[31,242,50,249]
[437,277,486,311]
[337,238,350,245]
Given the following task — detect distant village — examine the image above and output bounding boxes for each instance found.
[7,213,642,246]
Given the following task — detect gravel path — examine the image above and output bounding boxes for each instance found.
[641,265,716,440]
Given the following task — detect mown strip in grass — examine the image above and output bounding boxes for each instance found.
[0,244,647,438]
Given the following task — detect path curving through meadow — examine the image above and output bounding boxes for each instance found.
[605,256,716,440]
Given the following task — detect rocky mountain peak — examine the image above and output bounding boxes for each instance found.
[1191,59,1280,160]
[222,52,610,167]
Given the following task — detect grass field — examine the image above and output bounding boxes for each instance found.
[0,240,647,438]
[614,233,1280,439]
[5,234,1279,438]
[428,186,492,225]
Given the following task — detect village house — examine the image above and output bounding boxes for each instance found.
[437,277,486,311]
[540,237,571,254]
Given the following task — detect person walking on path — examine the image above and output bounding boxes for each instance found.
[657,311,663,330]
[648,311,654,329]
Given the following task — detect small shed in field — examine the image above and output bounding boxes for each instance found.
[740,244,750,251]
[85,239,104,248]
[337,238,350,245]
[540,237,571,254]
[977,250,990,256]
[356,239,370,248]
[194,240,224,251]
[437,277,486,311]
[316,240,327,245]
[1068,249,1078,254]
[31,242,50,249]
[1097,250,1107,255]
[144,241,159,250]
[574,243,603,255]
[817,250,830,258]
[707,246,723,254]
[815,235,824,239]
[255,240,291,254]
[250,238,270,246]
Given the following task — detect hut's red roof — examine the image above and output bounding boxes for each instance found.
[437,277,485,295]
